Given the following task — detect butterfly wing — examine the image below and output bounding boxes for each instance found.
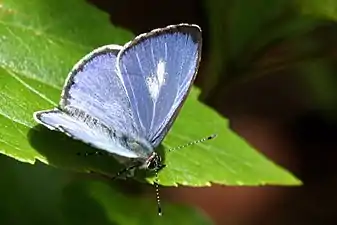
[34,45,139,158]
[34,109,138,158]
[60,45,138,136]
[117,24,202,147]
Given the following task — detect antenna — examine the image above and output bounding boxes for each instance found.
[168,134,217,152]
[151,133,216,216]
[154,171,162,216]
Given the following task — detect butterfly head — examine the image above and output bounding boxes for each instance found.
[145,152,165,172]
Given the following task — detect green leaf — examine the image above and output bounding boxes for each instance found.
[0,0,300,186]
[0,155,212,225]
[0,0,132,164]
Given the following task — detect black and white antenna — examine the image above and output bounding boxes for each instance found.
[154,173,162,216]
[168,134,217,152]
[154,133,217,216]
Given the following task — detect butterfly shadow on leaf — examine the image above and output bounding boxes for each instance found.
[27,125,167,184]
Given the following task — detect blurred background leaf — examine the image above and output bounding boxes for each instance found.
[201,0,337,111]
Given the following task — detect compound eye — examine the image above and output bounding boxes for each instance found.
[148,159,158,170]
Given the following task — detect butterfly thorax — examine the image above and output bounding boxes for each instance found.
[124,136,153,158]
[124,137,163,171]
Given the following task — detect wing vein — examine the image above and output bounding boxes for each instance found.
[123,63,145,132]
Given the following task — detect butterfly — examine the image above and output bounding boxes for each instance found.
[34,24,211,215]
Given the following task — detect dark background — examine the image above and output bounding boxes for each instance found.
[85,0,337,224]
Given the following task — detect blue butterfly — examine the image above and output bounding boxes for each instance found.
[34,24,205,215]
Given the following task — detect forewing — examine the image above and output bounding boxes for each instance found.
[60,44,138,136]
[117,24,202,147]
[34,109,139,158]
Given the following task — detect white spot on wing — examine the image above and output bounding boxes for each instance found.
[146,59,166,101]
[157,60,165,85]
